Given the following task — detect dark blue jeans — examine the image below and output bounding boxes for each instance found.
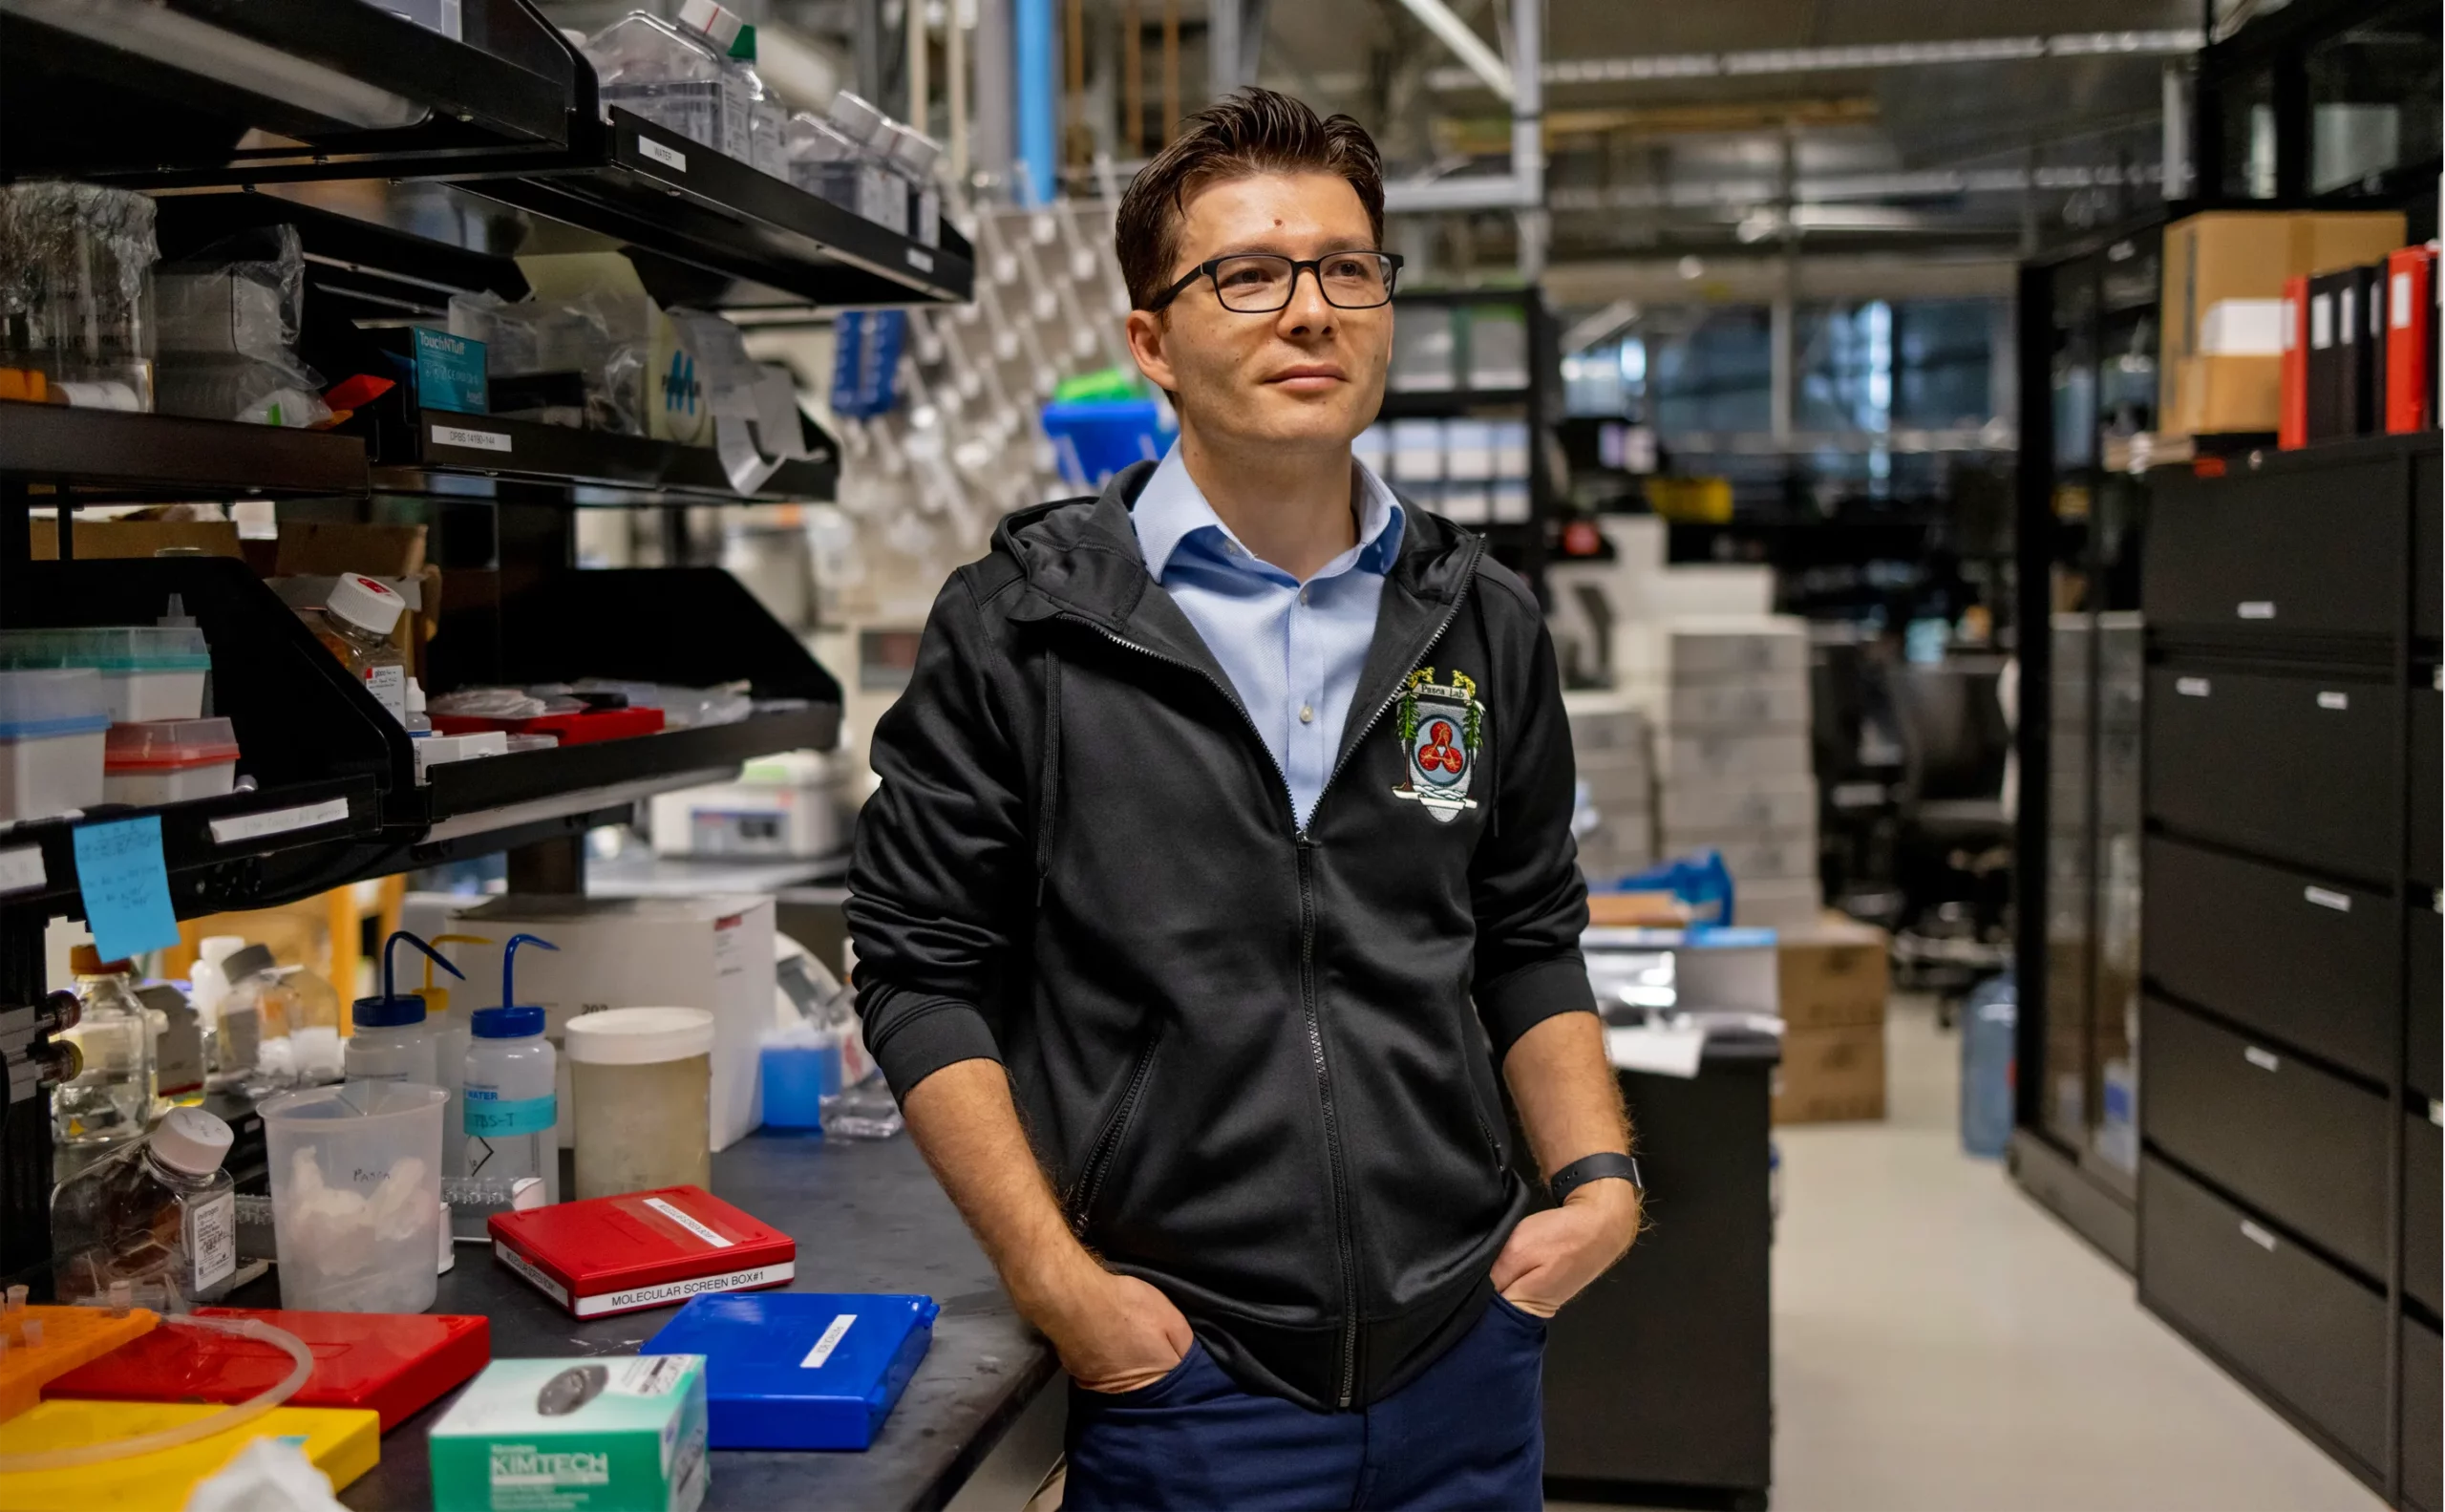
[1062,1294,1547,1512]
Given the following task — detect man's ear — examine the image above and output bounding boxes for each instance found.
[1125,308,1178,394]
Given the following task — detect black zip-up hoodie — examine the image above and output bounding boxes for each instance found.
[846,460,1594,1412]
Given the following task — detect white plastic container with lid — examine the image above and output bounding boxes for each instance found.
[884,122,944,247]
[311,575,410,727]
[461,933,561,1205]
[102,715,240,805]
[262,1080,445,1313]
[50,1105,239,1312]
[564,1007,715,1200]
[0,667,105,820]
[344,932,464,1092]
[584,0,750,162]
[0,626,210,721]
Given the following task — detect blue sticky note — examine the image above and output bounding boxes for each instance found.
[73,817,180,962]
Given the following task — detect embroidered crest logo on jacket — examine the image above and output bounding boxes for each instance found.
[1393,668,1485,822]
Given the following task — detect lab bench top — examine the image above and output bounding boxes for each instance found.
[232,1131,1058,1512]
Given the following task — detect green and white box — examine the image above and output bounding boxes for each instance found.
[431,1355,709,1512]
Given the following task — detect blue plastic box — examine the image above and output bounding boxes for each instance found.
[643,1291,939,1450]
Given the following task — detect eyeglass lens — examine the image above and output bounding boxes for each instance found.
[1211,254,1396,311]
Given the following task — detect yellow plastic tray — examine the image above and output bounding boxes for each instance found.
[0,1399,379,1511]
[0,1308,156,1423]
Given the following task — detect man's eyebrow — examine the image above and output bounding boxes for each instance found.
[1183,241,1384,262]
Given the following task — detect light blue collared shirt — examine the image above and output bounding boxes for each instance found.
[1131,444,1406,831]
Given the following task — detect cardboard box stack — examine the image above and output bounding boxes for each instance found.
[1564,690,1653,883]
[1621,615,1821,930]
[2158,209,2407,442]
[1772,914,1890,1123]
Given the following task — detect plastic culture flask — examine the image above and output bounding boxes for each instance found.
[462,933,561,1206]
[565,1008,714,1199]
[584,0,750,161]
[424,933,493,1180]
[262,1080,445,1313]
[344,931,466,1093]
[50,1106,239,1312]
[308,574,410,727]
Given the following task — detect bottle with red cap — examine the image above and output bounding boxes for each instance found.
[306,574,410,726]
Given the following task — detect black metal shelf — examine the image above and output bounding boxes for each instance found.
[1376,387,1533,416]
[0,0,578,183]
[0,401,368,498]
[370,409,838,505]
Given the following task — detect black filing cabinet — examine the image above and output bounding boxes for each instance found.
[2140,435,2440,1507]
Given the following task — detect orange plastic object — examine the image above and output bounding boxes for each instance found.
[0,1306,158,1422]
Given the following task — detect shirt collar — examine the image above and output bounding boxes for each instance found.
[1131,442,1406,582]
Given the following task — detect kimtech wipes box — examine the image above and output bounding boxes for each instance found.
[431,1355,708,1512]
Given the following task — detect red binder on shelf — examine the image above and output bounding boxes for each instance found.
[2386,245,2436,434]
[43,1310,490,1433]
[2280,275,2310,450]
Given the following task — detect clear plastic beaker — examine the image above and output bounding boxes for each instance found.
[261,1081,444,1314]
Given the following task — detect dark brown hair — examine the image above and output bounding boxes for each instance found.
[1116,88,1386,311]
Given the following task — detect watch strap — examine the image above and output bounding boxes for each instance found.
[1547,1151,1641,1204]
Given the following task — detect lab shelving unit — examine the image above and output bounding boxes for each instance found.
[1383,287,1560,601]
[0,0,957,1287]
[2009,215,2165,1269]
[2135,433,2439,1511]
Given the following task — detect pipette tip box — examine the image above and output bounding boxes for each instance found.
[43,1309,490,1433]
[488,1186,796,1318]
[0,1397,378,1509]
[642,1291,940,1450]
[0,1304,157,1422]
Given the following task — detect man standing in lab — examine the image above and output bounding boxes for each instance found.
[848,88,1640,1509]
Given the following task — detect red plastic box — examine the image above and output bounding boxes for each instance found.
[430,707,664,745]
[43,1309,489,1433]
[488,1185,796,1318]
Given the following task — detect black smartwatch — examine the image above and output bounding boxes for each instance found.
[1546,1152,1642,1204]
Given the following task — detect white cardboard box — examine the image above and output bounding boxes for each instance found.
[1659,823,1820,882]
[1618,616,1811,686]
[1624,678,1811,731]
[1735,877,1825,930]
[1563,692,1652,753]
[446,895,776,1152]
[1654,728,1813,779]
[1657,773,1819,833]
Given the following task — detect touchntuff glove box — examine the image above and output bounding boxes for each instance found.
[429,1355,707,1512]
[642,1291,939,1450]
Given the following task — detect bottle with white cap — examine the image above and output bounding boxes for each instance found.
[581,0,751,163]
[307,574,410,726]
[50,1105,239,1312]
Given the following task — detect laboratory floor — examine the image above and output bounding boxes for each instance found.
[1705,992,2383,1512]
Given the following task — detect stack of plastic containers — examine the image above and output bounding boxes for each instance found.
[0,626,209,721]
[102,718,239,804]
[821,91,944,245]
[0,668,106,820]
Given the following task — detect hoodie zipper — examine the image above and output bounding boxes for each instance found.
[1065,1027,1164,1228]
[1054,532,1485,1410]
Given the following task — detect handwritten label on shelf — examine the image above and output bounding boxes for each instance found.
[0,845,45,896]
[432,423,512,455]
[905,246,935,273]
[73,817,179,962]
[209,798,351,847]
[638,138,688,173]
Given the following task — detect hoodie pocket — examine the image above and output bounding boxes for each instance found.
[1066,1025,1165,1229]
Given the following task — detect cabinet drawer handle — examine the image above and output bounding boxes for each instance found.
[2176,676,2211,697]
[2239,1220,2278,1251]
[2316,691,2349,711]
[2237,601,2277,620]
[2243,1045,2281,1072]
[2303,886,2352,912]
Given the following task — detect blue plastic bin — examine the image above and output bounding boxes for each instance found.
[1040,398,1173,488]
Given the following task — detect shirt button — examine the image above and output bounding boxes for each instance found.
[1300,704,1315,724]
[1299,587,1311,606]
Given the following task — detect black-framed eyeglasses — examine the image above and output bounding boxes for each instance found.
[1144,250,1405,313]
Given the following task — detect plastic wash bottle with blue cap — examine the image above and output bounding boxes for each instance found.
[462,933,561,1205]
[344,929,465,1091]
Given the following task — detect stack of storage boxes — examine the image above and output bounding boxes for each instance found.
[1773,918,1890,1123]
[1621,616,1820,929]
[1563,692,1653,883]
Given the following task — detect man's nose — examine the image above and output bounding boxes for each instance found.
[1275,265,1337,335]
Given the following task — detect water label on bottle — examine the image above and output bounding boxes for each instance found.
[187,1189,237,1291]
[464,1091,557,1137]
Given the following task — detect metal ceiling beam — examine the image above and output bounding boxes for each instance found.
[1373,28,2206,94]
[1392,0,1513,100]
[1383,0,1539,214]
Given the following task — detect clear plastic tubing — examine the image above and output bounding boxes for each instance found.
[0,1313,310,1472]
